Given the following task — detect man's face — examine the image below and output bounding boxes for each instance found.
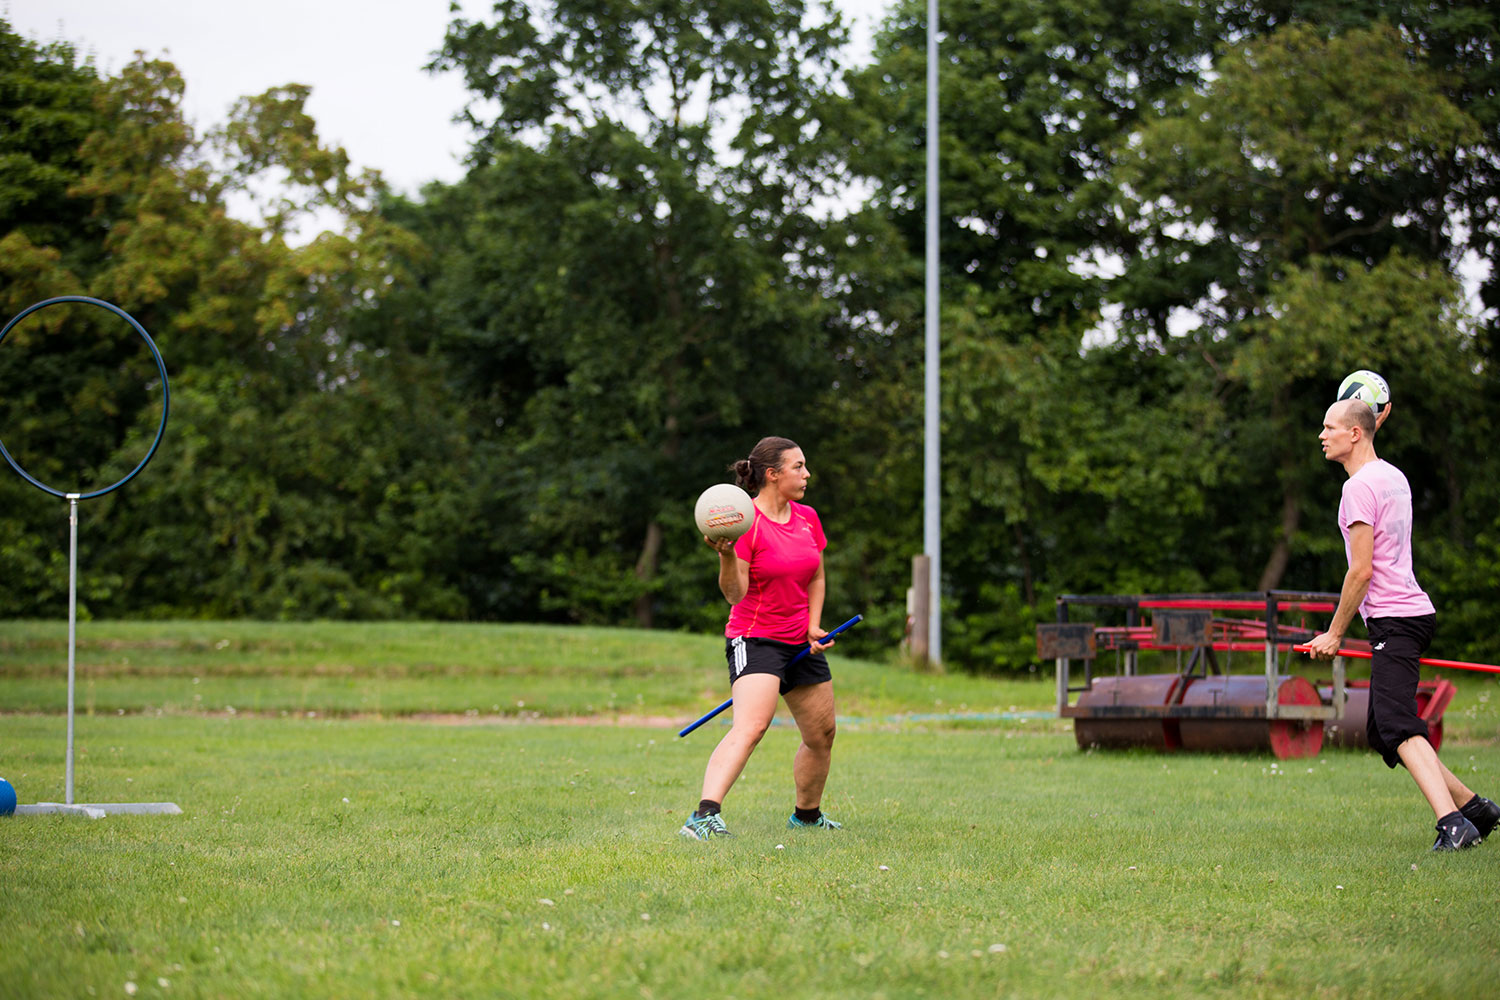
[1319,404,1356,463]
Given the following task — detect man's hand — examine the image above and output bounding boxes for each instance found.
[1305,631,1344,660]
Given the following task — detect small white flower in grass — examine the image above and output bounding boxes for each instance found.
[878,865,890,871]
[640,913,650,921]
[158,978,170,988]
[1411,864,1419,871]
[776,844,785,850]
[1126,866,1137,871]
[124,984,137,996]
[971,950,983,958]
[342,797,350,804]
[937,951,950,959]
[542,922,551,931]
[539,899,555,906]
[177,896,187,904]
[1335,886,1343,891]
[392,920,401,927]
[564,889,575,896]
[988,943,1007,954]
[516,700,525,708]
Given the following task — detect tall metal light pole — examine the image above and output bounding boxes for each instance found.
[923,0,941,665]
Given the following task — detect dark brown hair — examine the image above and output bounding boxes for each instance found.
[731,437,799,494]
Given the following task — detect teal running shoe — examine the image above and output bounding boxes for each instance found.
[787,813,843,830]
[679,811,733,840]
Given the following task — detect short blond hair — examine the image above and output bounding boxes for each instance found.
[1339,398,1376,435]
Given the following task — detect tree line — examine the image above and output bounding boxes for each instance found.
[2,0,1497,670]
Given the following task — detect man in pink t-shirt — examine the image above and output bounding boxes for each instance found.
[1308,399,1497,850]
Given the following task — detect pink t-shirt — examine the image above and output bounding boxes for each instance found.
[725,501,827,643]
[1338,459,1434,621]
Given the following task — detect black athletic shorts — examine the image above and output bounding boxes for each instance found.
[725,635,832,695]
[1366,613,1437,769]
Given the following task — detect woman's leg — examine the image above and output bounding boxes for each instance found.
[699,673,782,804]
[783,681,837,810]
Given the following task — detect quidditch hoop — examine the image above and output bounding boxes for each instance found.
[0,296,171,499]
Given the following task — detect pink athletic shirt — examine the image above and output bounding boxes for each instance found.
[725,501,827,643]
[1338,459,1435,621]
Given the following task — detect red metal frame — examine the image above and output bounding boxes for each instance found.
[1291,644,1500,675]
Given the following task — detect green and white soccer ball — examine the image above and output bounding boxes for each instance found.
[1337,369,1390,415]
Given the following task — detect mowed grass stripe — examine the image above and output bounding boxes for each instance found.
[2,620,1498,744]
[0,620,1056,721]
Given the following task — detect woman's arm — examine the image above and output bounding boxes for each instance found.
[706,535,750,604]
[806,555,829,651]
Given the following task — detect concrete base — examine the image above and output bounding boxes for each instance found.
[16,801,181,819]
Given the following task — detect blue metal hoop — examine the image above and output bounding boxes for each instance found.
[0,296,171,500]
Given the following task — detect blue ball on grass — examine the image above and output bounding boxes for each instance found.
[0,778,15,816]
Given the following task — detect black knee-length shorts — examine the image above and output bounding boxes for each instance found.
[725,635,832,695]
[1365,614,1437,769]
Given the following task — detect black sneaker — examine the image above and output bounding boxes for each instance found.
[1432,813,1482,852]
[1460,795,1499,840]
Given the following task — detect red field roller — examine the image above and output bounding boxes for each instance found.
[1044,591,1486,760]
[1044,591,1345,760]
[1072,674,1185,751]
[1176,674,1325,757]
[1317,679,1457,752]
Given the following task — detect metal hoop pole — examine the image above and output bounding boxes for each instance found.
[65,494,79,805]
[0,296,171,500]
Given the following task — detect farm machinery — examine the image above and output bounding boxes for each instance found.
[1037,591,1484,759]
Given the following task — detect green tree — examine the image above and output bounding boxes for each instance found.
[0,47,482,622]
[1117,23,1480,592]
[836,0,1223,667]
[424,0,852,627]
[0,20,103,273]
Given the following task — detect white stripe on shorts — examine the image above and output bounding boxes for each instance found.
[731,636,747,677]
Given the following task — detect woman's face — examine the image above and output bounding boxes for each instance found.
[769,447,809,500]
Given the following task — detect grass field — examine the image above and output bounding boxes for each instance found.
[2,621,1498,999]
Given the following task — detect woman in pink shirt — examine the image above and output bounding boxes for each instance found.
[680,437,842,840]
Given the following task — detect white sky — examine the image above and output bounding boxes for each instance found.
[4,0,892,198]
[6,0,1488,321]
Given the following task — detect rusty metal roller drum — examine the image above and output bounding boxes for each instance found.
[1073,675,1185,751]
[1177,675,1324,758]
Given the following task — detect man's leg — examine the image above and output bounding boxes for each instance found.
[1395,735,1459,819]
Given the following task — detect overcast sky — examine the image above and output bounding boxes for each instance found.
[6,0,1489,318]
[5,0,892,198]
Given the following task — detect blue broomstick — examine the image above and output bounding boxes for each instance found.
[677,614,863,738]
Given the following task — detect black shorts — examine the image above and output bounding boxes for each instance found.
[1366,614,1437,769]
[725,635,832,695]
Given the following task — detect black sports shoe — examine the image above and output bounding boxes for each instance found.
[1432,813,1482,851]
[1461,795,1499,840]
